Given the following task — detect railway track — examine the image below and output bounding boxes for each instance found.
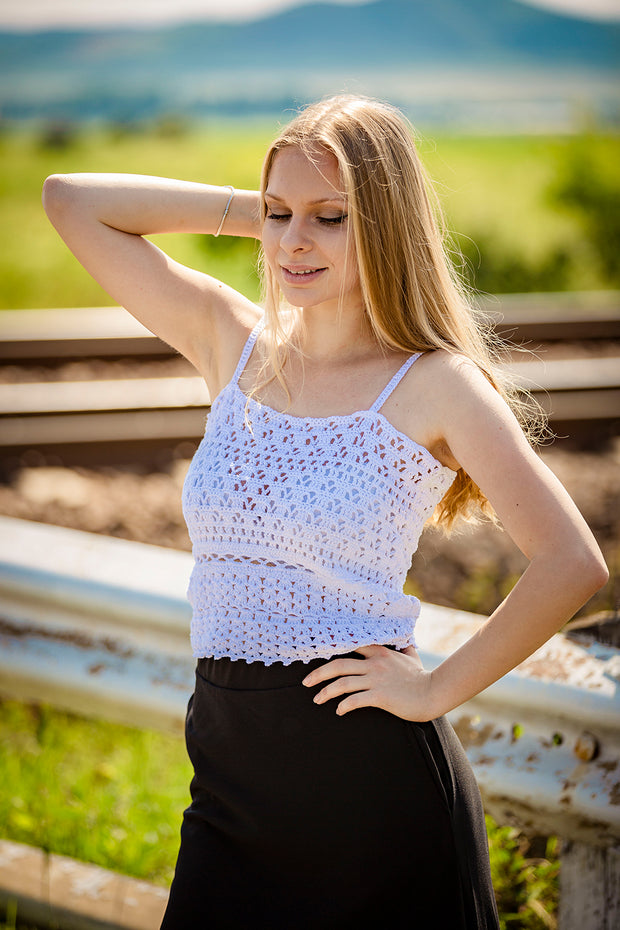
[1,297,618,472]
[1,292,620,362]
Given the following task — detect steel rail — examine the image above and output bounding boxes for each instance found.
[1,292,619,363]
[0,358,617,452]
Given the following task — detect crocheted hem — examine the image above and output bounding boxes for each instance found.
[191,633,418,666]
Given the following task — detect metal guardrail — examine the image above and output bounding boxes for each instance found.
[0,515,618,928]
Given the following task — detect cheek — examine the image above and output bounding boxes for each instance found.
[261,227,278,269]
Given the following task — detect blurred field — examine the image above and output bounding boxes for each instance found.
[1,121,619,310]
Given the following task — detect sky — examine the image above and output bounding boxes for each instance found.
[1,0,619,30]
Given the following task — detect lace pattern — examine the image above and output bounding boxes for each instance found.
[182,320,454,664]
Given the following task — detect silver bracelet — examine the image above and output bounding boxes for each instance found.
[214,185,235,237]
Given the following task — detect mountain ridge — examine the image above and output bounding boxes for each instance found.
[1,0,618,125]
[2,0,618,69]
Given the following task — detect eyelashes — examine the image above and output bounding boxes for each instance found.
[265,212,348,227]
[319,215,348,226]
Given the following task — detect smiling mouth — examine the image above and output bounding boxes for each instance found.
[281,266,326,283]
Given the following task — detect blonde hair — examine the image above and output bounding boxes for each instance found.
[257,94,542,530]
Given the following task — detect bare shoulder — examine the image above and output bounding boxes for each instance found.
[412,348,514,421]
[388,350,494,467]
[398,348,529,472]
[414,347,488,390]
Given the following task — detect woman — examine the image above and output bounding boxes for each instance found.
[43,95,607,929]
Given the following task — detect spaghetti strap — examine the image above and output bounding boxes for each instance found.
[370,352,422,412]
[231,315,266,384]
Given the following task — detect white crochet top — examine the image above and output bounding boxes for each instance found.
[182,318,455,665]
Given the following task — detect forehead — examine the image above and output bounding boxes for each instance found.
[267,145,344,198]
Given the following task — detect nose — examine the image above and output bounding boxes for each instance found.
[279,215,312,254]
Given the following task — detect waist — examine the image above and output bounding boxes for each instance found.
[196,651,365,690]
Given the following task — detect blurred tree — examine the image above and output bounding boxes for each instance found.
[454,232,572,294]
[38,121,78,151]
[550,144,620,286]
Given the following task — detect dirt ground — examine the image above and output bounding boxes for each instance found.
[0,439,617,621]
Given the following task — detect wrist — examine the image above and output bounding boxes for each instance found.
[213,186,234,237]
[423,668,451,721]
[213,187,262,239]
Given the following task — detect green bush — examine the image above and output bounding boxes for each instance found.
[488,820,559,929]
[0,700,191,885]
[455,230,572,294]
[551,141,620,286]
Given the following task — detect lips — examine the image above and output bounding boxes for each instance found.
[281,265,326,284]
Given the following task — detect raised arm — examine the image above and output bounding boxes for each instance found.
[42,173,262,390]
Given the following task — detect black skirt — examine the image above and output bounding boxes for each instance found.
[161,653,500,930]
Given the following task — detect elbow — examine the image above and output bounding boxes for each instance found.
[42,173,75,221]
[589,555,610,595]
[572,545,609,601]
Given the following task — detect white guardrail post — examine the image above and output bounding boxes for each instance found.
[0,515,619,928]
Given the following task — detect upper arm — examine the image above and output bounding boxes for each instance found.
[42,174,260,390]
[427,353,600,565]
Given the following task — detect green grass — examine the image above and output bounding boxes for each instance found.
[0,899,39,930]
[0,699,191,886]
[0,698,558,928]
[0,121,618,310]
[421,135,583,256]
[421,132,620,292]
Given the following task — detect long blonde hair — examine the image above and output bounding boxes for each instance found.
[257,94,541,530]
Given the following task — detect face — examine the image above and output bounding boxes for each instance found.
[262,145,363,317]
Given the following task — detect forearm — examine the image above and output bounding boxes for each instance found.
[42,173,262,239]
[428,544,608,718]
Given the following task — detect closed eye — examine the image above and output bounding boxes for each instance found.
[265,211,347,226]
[319,215,347,226]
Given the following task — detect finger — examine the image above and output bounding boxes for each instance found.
[301,657,366,687]
[354,644,388,658]
[312,675,371,705]
[335,690,376,716]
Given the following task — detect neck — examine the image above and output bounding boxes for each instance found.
[291,305,377,363]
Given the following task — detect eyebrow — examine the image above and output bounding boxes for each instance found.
[265,192,346,206]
